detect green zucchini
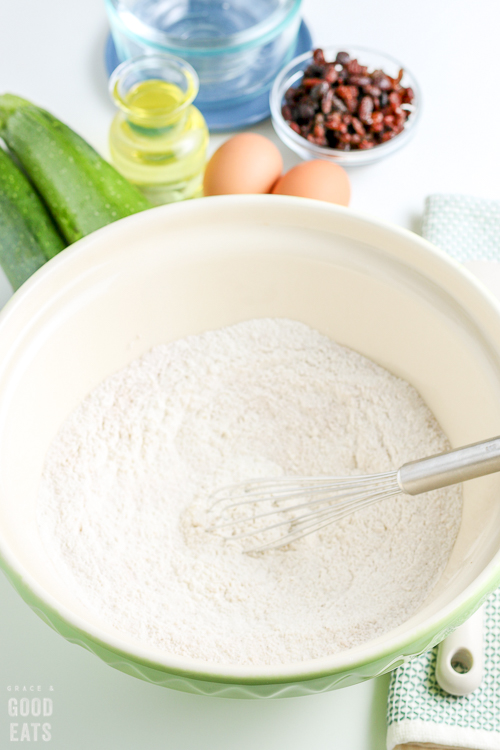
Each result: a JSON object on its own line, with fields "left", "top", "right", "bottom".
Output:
{"left": 0, "top": 146, "right": 66, "bottom": 260}
{"left": 0, "top": 192, "right": 47, "bottom": 289}
{"left": 0, "top": 94, "right": 152, "bottom": 244}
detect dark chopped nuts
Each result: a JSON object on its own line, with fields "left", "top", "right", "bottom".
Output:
{"left": 297, "top": 102, "right": 315, "bottom": 121}
{"left": 282, "top": 49, "right": 415, "bottom": 151}
{"left": 335, "top": 51, "right": 350, "bottom": 65}
{"left": 389, "top": 91, "right": 402, "bottom": 108}
{"left": 358, "top": 139, "right": 375, "bottom": 150}
{"left": 351, "top": 117, "right": 366, "bottom": 136}
{"left": 402, "top": 87, "right": 415, "bottom": 104}
{"left": 310, "top": 81, "right": 330, "bottom": 100}
{"left": 331, "top": 95, "right": 348, "bottom": 113}
{"left": 363, "top": 84, "right": 382, "bottom": 98}
{"left": 346, "top": 59, "right": 367, "bottom": 76}
{"left": 358, "top": 96, "right": 374, "bottom": 124}
{"left": 313, "top": 48, "right": 326, "bottom": 65}
{"left": 371, "top": 71, "right": 392, "bottom": 90}
{"left": 336, "top": 85, "right": 359, "bottom": 102}
{"left": 349, "top": 75, "right": 371, "bottom": 86}
{"left": 302, "top": 77, "right": 325, "bottom": 89}
{"left": 323, "top": 64, "right": 338, "bottom": 83}
{"left": 370, "top": 111, "right": 385, "bottom": 133}
{"left": 321, "top": 88, "right": 334, "bottom": 114}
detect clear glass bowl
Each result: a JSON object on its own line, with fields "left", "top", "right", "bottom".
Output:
{"left": 270, "top": 46, "right": 422, "bottom": 166}
{"left": 105, "top": 0, "right": 302, "bottom": 109}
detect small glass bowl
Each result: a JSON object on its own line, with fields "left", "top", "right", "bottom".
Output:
{"left": 105, "top": 0, "right": 302, "bottom": 110}
{"left": 270, "top": 46, "right": 422, "bottom": 166}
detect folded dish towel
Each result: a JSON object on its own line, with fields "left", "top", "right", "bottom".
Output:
{"left": 386, "top": 193, "right": 500, "bottom": 750}
{"left": 422, "top": 194, "right": 500, "bottom": 262}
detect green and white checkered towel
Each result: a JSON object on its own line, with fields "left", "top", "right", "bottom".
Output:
{"left": 422, "top": 194, "right": 500, "bottom": 262}
{"left": 386, "top": 194, "right": 500, "bottom": 750}
{"left": 387, "top": 591, "right": 500, "bottom": 750}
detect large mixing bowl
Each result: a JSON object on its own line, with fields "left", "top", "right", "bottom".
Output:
{"left": 1, "top": 195, "right": 500, "bottom": 698}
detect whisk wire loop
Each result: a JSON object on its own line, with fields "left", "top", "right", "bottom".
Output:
{"left": 208, "top": 471, "right": 402, "bottom": 551}
{"left": 250, "top": 487, "right": 403, "bottom": 552}
{"left": 206, "top": 436, "right": 500, "bottom": 553}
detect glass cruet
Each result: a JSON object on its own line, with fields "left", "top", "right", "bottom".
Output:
{"left": 109, "top": 53, "right": 209, "bottom": 205}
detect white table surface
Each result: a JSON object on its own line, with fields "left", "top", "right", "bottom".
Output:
{"left": 0, "top": 1, "right": 499, "bottom": 747}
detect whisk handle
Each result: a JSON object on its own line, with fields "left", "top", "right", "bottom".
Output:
{"left": 398, "top": 436, "right": 500, "bottom": 495}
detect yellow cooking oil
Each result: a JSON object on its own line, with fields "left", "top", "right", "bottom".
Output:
{"left": 125, "top": 78, "right": 186, "bottom": 115}
{"left": 109, "top": 74, "right": 209, "bottom": 205}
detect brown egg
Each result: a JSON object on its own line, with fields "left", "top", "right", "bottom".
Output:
{"left": 203, "top": 133, "right": 283, "bottom": 196}
{"left": 272, "top": 160, "right": 351, "bottom": 206}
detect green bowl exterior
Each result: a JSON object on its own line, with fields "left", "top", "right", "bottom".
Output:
{"left": 2, "top": 551, "right": 499, "bottom": 699}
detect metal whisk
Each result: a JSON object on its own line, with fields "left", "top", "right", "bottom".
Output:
{"left": 207, "top": 436, "right": 500, "bottom": 552}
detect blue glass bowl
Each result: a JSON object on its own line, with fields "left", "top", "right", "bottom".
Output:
{"left": 105, "top": 0, "right": 302, "bottom": 120}
{"left": 105, "top": 20, "right": 312, "bottom": 130}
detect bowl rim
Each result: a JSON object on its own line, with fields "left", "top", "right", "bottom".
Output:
{"left": 270, "top": 45, "right": 422, "bottom": 166}
{"left": 105, "top": 0, "right": 302, "bottom": 55}
{"left": 0, "top": 194, "right": 500, "bottom": 685}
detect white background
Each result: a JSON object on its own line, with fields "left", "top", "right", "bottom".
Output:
{"left": 0, "top": 0, "right": 498, "bottom": 747}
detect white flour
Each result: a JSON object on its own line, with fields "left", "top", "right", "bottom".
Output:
{"left": 37, "top": 319, "right": 462, "bottom": 665}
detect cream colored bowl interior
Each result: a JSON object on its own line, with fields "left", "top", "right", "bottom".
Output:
{"left": 1, "top": 195, "right": 500, "bottom": 675}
